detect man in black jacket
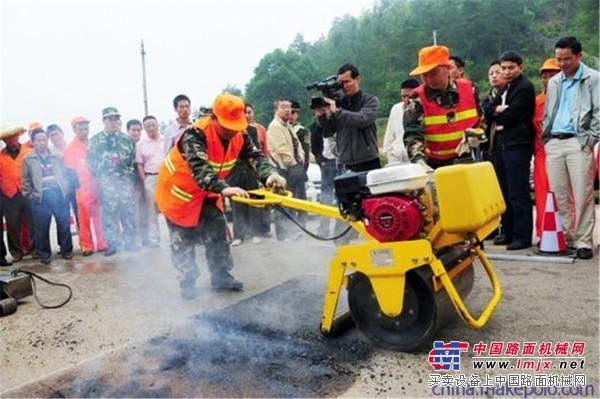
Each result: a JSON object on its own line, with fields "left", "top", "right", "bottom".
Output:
{"left": 316, "top": 63, "right": 380, "bottom": 173}
{"left": 484, "top": 51, "right": 535, "bottom": 250}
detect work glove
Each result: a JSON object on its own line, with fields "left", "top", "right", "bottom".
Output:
{"left": 467, "top": 136, "right": 481, "bottom": 148}
{"left": 266, "top": 174, "right": 286, "bottom": 191}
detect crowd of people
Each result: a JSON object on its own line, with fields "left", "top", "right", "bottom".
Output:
{"left": 381, "top": 36, "right": 597, "bottom": 260}
{"left": 0, "top": 34, "right": 596, "bottom": 299}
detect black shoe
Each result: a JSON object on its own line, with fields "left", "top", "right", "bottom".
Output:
{"left": 211, "top": 271, "right": 243, "bottom": 291}
{"left": 104, "top": 245, "right": 117, "bottom": 257}
{"left": 180, "top": 279, "right": 197, "bottom": 300}
{"left": 40, "top": 258, "right": 51, "bottom": 265}
{"left": 62, "top": 252, "right": 73, "bottom": 260}
{"left": 493, "top": 235, "right": 510, "bottom": 245}
{"left": 0, "top": 258, "right": 12, "bottom": 267}
{"left": 576, "top": 248, "right": 593, "bottom": 260}
{"left": 506, "top": 241, "right": 532, "bottom": 250}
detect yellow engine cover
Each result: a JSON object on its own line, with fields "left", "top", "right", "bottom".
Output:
{"left": 434, "top": 162, "right": 506, "bottom": 233}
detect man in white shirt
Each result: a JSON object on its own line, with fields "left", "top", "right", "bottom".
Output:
{"left": 164, "top": 94, "right": 191, "bottom": 154}
{"left": 382, "top": 78, "right": 420, "bottom": 164}
{"left": 136, "top": 115, "right": 165, "bottom": 247}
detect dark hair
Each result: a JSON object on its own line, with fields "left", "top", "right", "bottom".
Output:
{"left": 555, "top": 36, "right": 582, "bottom": 55}
{"left": 126, "top": 119, "right": 142, "bottom": 131}
{"left": 401, "top": 78, "right": 420, "bottom": 90}
{"left": 337, "top": 63, "right": 360, "bottom": 78}
{"left": 46, "top": 124, "right": 62, "bottom": 134}
{"left": 173, "top": 94, "right": 190, "bottom": 109}
{"left": 272, "top": 99, "right": 289, "bottom": 112}
{"left": 31, "top": 128, "right": 46, "bottom": 141}
{"left": 245, "top": 103, "right": 254, "bottom": 111}
{"left": 489, "top": 60, "right": 501, "bottom": 67}
{"left": 449, "top": 56, "right": 465, "bottom": 68}
{"left": 142, "top": 115, "right": 157, "bottom": 123}
{"left": 499, "top": 51, "right": 523, "bottom": 65}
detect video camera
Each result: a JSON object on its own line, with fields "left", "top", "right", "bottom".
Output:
{"left": 306, "top": 75, "right": 344, "bottom": 107}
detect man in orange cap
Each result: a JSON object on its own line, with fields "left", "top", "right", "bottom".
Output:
{"left": 532, "top": 58, "right": 561, "bottom": 240}
{"left": 404, "top": 45, "right": 481, "bottom": 169}
{"left": 155, "top": 93, "right": 286, "bottom": 299}
{"left": 63, "top": 116, "right": 108, "bottom": 256}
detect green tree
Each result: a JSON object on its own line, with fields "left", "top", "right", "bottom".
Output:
{"left": 222, "top": 84, "right": 243, "bottom": 97}
{"left": 245, "top": 49, "right": 318, "bottom": 126}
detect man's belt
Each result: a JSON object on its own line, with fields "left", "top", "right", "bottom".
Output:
{"left": 145, "top": 172, "right": 159, "bottom": 175}
{"left": 552, "top": 133, "right": 576, "bottom": 140}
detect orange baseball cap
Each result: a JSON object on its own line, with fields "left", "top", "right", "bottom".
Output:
{"left": 213, "top": 93, "right": 247, "bottom": 131}
{"left": 539, "top": 58, "right": 560, "bottom": 72}
{"left": 410, "top": 45, "right": 451, "bottom": 76}
{"left": 71, "top": 116, "right": 90, "bottom": 128}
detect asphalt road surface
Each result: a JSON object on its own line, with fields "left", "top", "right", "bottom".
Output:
{"left": 1, "top": 216, "right": 598, "bottom": 398}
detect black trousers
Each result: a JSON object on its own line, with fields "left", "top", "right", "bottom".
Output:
{"left": 0, "top": 206, "right": 7, "bottom": 260}
{"left": 1, "top": 192, "right": 33, "bottom": 258}
{"left": 493, "top": 136, "right": 533, "bottom": 244}
{"left": 31, "top": 188, "right": 73, "bottom": 261}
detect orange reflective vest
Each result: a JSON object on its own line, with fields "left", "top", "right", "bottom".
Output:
{"left": 415, "top": 79, "right": 480, "bottom": 161}
{"left": 0, "top": 145, "right": 31, "bottom": 198}
{"left": 155, "top": 119, "right": 244, "bottom": 227}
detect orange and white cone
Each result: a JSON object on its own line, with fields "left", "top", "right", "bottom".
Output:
{"left": 536, "top": 192, "right": 573, "bottom": 256}
{"left": 69, "top": 210, "right": 78, "bottom": 236}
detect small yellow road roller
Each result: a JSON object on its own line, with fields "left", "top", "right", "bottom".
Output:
{"left": 233, "top": 162, "right": 505, "bottom": 351}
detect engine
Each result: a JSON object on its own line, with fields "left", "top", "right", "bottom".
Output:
{"left": 362, "top": 195, "right": 423, "bottom": 242}
{"left": 333, "top": 164, "right": 430, "bottom": 243}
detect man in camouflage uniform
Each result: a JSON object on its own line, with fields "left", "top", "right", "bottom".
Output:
{"left": 87, "top": 107, "right": 137, "bottom": 256}
{"left": 155, "top": 93, "right": 286, "bottom": 299}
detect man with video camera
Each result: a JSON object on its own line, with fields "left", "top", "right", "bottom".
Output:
{"left": 314, "top": 63, "right": 381, "bottom": 173}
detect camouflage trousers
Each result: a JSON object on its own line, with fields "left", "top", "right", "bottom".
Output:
{"left": 99, "top": 177, "right": 136, "bottom": 247}
{"left": 166, "top": 200, "right": 234, "bottom": 283}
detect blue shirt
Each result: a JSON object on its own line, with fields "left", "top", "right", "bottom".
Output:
{"left": 551, "top": 64, "right": 583, "bottom": 135}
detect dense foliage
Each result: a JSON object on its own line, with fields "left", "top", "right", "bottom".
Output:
{"left": 241, "top": 0, "right": 598, "bottom": 126}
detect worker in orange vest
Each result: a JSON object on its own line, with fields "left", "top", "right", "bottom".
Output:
{"left": 404, "top": 45, "right": 481, "bottom": 169}
{"left": 155, "top": 93, "right": 286, "bottom": 299}
{"left": 63, "top": 116, "right": 108, "bottom": 256}
{"left": 532, "top": 59, "right": 561, "bottom": 240}
{"left": 0, "top": 125, "right": 33, "bottom": 262}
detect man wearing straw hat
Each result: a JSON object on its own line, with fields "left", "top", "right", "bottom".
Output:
{"left": 0, "top": 125, "right": 33, "bottom": 262}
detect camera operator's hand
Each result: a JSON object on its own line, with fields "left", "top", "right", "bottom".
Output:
{"left": 313, "top": 106, "right": 329, "bottom": 117}
{"left": 323, "top": 98, "right": 337, "bottom": 114}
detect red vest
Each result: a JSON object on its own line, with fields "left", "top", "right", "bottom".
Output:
{"left": 0, "top": 145, "right": 31, "bottom": 198}
{"left": 415, "top": 79, "right": 480, "bottom": 161}
{"left": 155, "top": 119, "right": 244, "bottom": 227}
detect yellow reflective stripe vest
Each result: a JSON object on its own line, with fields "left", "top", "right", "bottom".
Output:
{"left": 415, "top": 79, "right": 480, "bottom": 161}
{"left": 155, "top": 119, "right": 244, "bottom": 227}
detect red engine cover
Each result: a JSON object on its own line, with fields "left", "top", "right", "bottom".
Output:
{"left": 362, "top": 195, "right": 423, "bottom": 242}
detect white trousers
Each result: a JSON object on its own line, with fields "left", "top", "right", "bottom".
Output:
{"left": 545, "top": 138, "right": 596, "bottom": 249}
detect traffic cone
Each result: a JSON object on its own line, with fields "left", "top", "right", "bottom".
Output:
{"left": 535, "top": 192, "right": 574, "bottom": 256}
{"left": 69, "top": 210, "right": 78, "bottom": 236}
